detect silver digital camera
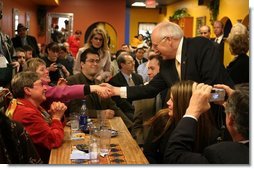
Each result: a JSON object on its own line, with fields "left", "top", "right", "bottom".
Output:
{"left": 210, "top": 88, "right": 225, "bottom": 102}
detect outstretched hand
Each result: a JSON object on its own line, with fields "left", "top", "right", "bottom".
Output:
{"left": 100, "top": 83, "right": 121, "bottom": 96}
{"left": 90, "top": 85, "right": 113, "bottom": 98}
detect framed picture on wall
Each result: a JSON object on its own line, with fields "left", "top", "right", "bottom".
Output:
{"left": 196, "top": 16, "right": 206, "bottom": 36}
{"left": 138, "top": 22, "right": 156, "bottom": 37}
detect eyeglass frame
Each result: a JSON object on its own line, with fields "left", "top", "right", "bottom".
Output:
{"left": 152, "top": 36, "right": 168, "bottom": 49}
{"left": 85, "top": 58, "right": 100, "bottom": 64}
{"left": 93, "top": 37, "right": 103, "bottom": 42}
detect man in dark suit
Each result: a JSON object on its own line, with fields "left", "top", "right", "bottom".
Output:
{"left": 104, "top": 21, "right": 234, "bottom": 132}
{"left": 66, "top": 48, "right": 133, "bottom": 129}
{"left": 164, "top": 83, "right": 249, "bottom": 164}
{"left": 109, "top": 53, "right": 143, "bottom": 121}
{"left": 11, "top": 23, "right": 39, "bottom": 57}
{"left": 133, "top": 47, "right": 147, "bottom": 72}
{"left": 212, "top": 20, "right": 226, "bottom": 64}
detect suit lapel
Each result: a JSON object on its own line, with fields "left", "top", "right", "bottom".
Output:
{"left": 181, "top": 38, "right": 188, "bottom": 80}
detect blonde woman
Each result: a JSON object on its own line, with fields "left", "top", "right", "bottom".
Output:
{"left": 73, "top": 27, "right": 111, "bottom": 82}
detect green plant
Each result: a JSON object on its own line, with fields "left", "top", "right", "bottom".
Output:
{"left": 170, "top": 8, "right": 190, "bottom": 20}
{"left": 205, "top": 0, "right": 220, "bottom": 24}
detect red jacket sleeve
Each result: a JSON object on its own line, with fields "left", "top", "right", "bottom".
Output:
{"left": 13, "top": 105, "right": 64, "bottom": 150}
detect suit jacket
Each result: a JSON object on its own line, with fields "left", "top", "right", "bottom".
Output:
{"left": 134, "top": 57, "right": 148, "bottom": 72}
{"left": 127, "top": 37, "right": 234, "bottom": 100}
{"left": 66, "top": 73, "right": 133, "bottom": 128}
{"left": 164, "top": 117, "right": 249, "bottom": 164}
{"left": 212, "top": 37, "right": 225, "bottom": 64}
{"left": 226, "top": 54, "right": 249, "bottom": 84}
{"left": 131, "top": 98, "right": 156, "bottom": 146}
{"left": 109, "top": 71, "right": 143, "bottom": 121}
{"left": 11, "top": 35, "right": 39, "bottom": 57}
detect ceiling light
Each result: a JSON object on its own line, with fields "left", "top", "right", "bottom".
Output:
{"left": 145, "top": 0, "right": 158, "bottom": 8}
{"left": 132, "top": 2, "right": 146, "bottom": 7}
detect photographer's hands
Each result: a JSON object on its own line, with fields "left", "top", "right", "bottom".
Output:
{"left": 185, "top": 83, "right": 212, "bottom": 120}
{"left": 213, "top": 84, "right": 234, "bottom": 107}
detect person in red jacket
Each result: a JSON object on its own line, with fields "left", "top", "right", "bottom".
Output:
{"left": 6, "top": 71, "right": 67, "bottom": 163}
{"left": 67, "top": 30, "right": 82, "bottom": 58}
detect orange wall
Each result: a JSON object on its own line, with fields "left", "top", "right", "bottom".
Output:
{"left": 47, "top": 0, "right": 126, "bottom": 49}
{"left": 1, "top": 0, "right": 39, "bottom": 41}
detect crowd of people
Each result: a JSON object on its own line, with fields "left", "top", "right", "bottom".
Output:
{"left": 0, "top": 1, "right": 249, "bottom": 163}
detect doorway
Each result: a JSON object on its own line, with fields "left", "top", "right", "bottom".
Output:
{"left": 46, "top": 12, "right": 74, "bottom": 44}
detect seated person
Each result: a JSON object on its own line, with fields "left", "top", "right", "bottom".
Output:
{"left": 109, "top": 53, "right": 143, "bottom": 121}
{"left": 132, "top": 54, "right": 165, "bottom": 146}
{"left": 67, "top": 48, "right": 133, "bottom": 129}
{"left": 143, "top": 80, "right": 219, "bottom": 164}
{"left": 25, "top": 58, "right": 111, "bottom": 110}
{"left": 0, "top": 112, "right": 42, "bottom": 164}
{"left": 6, "top": 71, "right": 67, "bottom": 163}
{"left": 164, "top": 83, "right": 249, "bottom": 164}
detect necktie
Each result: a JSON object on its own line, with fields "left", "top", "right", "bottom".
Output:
{"left": 215, "top": 38, "right": 219, "bottom": 43}
{"left": 128, "top": 76, "right": 135, "bottom": 86}
{"left": 175, "top": 59, "right": 181, "bottom": 80}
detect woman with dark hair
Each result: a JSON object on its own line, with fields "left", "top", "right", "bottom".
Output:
{"left": 0, "top": 113, "right": 42, "bottom": 164}
{"left": 143, "top": 80, "right": 219, "bottom": 164}
{"left": 73, "top": 27, "right": 111, "bottom": 82}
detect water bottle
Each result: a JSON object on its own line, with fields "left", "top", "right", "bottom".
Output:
{"left": 79, "top": 100, "right": 88, "bottom": 133}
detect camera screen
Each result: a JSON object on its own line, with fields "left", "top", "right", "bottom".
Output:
{"left": 210, "top": 88, "right": 225, "bottom": 102}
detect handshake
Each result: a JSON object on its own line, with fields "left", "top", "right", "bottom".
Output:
{"left": 90, "top": 83, "right": 120, "bottom": 98}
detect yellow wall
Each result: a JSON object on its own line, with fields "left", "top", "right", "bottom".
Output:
{"left": 164, "top": 0, "right": 210, "bottom": 37}
{"left": 218, "top": 0, "right": 249, "bottom": 66}
{"left": 163, "top": 0, "right": 249, "bottom": 66}
{"left": 129, "top": 0, "right": 248, "bottom": 66}
{"left": 129, "top": 8, "right": 161, "bottom": 41}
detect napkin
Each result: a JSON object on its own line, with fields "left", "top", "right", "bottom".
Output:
{"left": 70, "top": 150, "right": 90, "bottom": 160}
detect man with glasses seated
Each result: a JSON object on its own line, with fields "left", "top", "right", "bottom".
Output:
{"left": 108, "top": 53, "right": 143, "bottom": 122}
{"left": 67, "top": 48, "right": 133, "bottom": 129}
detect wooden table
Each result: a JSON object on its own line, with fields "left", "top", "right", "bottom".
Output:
{"left": 49, "top": 117, "right": 149, "bottom": 164}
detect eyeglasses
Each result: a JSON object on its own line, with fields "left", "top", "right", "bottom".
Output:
{"left": 152, "top": 36, "right": 168, "bottom": 49}
{"left": 16, "top": 55, "right": 25, "bottom": 59}
{"left": 86, "top": 59, "right": 100, "bottom": 64}
{"left": 200, "top": 32, "right": 208, "bottom": 35}
{"left": 93, "top": 37, "right": 103, "bottom": 42}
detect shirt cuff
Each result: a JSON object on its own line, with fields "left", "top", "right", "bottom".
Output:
{"left": 183, "top": 114, "right": 198, "bottom": 122}
{"left": 120, "top": 87, "right": 127, "bottom": 98}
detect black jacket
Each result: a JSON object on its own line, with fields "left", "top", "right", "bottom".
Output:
{"left": 164, "top": 117, "right": 249, "bottom": 164}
